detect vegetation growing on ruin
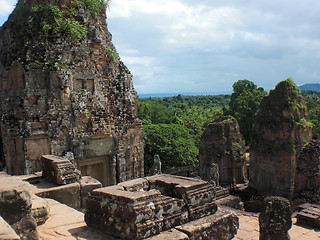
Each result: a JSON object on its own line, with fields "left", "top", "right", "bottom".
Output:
{"left": 32, "top": 4, "right": 87, "bottom": 45}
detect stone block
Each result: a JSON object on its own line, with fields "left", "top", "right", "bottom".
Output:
{"left": 31, "top": 194, "right": 49, "bottom": 225}
{"left": 85, "top": 175, "right": 221, "bottom": 239}
{"left": 145, "top": 228, "right": 189, "bottom": 240}
{"left": 85, "top": 184, "right": 165, "bottom": 239}
{"left": 297, "top": 203, "right": 320, "bottom": 228}
{"left": 79, "top": 176, "right": 102, "bottom": 208}
{"left": 175, "top": 208, "right": 239, "bottom": 240}
{"left": 259, "top": 197, "right": 292, "bottom": 240}
{"left": 41, "top": 155, "right": 80, "bottom": 185}
{"left": 31, "top": 179, "right": 81, "bottom": 210}
{"left": 147, "top": 174, "right": 217, "bottom": 220}
{"left": 0, "top": 216, "right": 20, "bottom": 240}
{"left": 0, "top": 172, "right": 39, "bottom": 240}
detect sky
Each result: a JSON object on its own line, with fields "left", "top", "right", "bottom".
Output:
{"left": 1, "top": 0, "right": 320, "bottom": 94}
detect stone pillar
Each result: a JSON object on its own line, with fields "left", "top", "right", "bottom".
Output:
{"left": 259, "top": 197, "right": 292, "bottom": 240}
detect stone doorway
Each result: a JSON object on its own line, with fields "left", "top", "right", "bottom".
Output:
{"left": 259, "top": 169, "right": 275, "bottom": 194}
{"left": 78, "top": 156, "right": 112, "bottom": 186}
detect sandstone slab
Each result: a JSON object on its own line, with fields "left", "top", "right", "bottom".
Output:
{"left": 175, "top": 208, "right": 239, "bottom": 240}
{"left": 30, "top": 178, "right": 81, "bottom": 210}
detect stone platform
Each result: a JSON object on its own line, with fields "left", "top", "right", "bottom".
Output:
{"left": 85, "top": 174, "right": 238, "bottom": 239}
{"left": 297, "top": 203, "right": 320, "bottom": 229}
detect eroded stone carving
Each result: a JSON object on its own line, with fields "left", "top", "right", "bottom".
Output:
{"left": 85, "top": 174, "right": 228, "bottom": 239}
{"left": 259, "top": 196, "right": 292, "bottom": 240}
{"left": 150, "top": 154, "right": 162, "bottom": 175}
{"left": 199, "top": 116, "right": 248, "bottom": 188}
{"left": 0, "top": 172, "right": 39, "bottom": 240}
{"left": 41, "top": 155, "right": 80, "bottom": 185}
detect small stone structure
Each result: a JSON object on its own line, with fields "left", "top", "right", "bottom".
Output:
{"left": 0, "top": 0, "right": 144, "bottom": 186}
{"left": 41, "top": 155, "right": 80, "bottom": 185}
{"left": 296, "top": 203, "right": 320, "bottom": 229}
{"left": 250, "top": 79, "right": 312, "bottom": 198}
{"left": 199, "top": 116, "right": 248, "bottom": 188}
{"left": 259, "top": 196, "right": 292, "bottom": 240}
{"left": 85, "top": 174, "right": 239, "bottom": 239}
{"left": 294, "top": 140, "right": 320, "bottom": 203}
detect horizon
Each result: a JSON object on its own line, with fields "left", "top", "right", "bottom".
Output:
{"left": 1, "top": 0, "right": 320, "bottom": 94}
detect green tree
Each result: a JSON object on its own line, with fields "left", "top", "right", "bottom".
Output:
{"left": 226, "top": 80, "right": 266, "bottom": 145}
{"left": 143, "top": 124, "right": 198, "bottom": 173}
{"left": 303, "top": 91, "right": 320, "bottom": 139}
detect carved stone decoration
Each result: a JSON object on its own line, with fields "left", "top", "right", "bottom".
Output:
{"left": 41, "top": 155, "right": 80, "bottom": 185}
{"left": 85, "top": 175, "right": 222, "bottom": 240}
{"left": 150, "top": 154, "right": 162, "bottom": 175}
{"left": 259, "top": 196, "right": 292, "bottom": 240}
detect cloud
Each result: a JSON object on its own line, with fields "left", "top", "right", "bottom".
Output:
{"left": 1, "top": 0, "right": 320, "bottom": 93}
{"left": 0, "top": 0, "right": 16, "bottom": 16}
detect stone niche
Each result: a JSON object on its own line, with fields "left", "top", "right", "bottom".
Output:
{"left": 250, "top": 79, "right": 312, "bottom": 198}
{"left": 199, "top": 116, "right": 248, "bottom": 188}
{"left": 0, "top": 0, "right": 144, "bottom": 183}
{"left": 85, "top": 174, "right": 239, "bottom": 240}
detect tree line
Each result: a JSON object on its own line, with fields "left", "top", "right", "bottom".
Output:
{"left": 139, "top": 80, "right": 320, "bottom": 173}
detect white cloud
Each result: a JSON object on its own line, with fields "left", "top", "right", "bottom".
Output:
{"left": 122, "top": 56, "right": 155, "bottom": 67}
{"left": 0, "top": 0, "right": 16, "bottom": 16}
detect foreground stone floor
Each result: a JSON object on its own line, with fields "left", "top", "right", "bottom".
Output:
{"left": 37, "top": 199, "right": 320, "bottom": 239}
{"left": 231, "top": 207, "right": 320, "bottom": 240}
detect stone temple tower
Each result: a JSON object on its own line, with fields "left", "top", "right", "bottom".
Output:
{"left": 0, "top": 0, "right": 144, "bottom": 185}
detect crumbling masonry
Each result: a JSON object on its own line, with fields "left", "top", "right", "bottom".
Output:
{"left": 0, "top": 0, "right": 144, "bottom": 185}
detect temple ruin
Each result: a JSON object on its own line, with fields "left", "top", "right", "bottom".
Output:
{"left": 250, "top": 78, "right": 312, "bottom": 198}
{"left": 199, "top": 116, "right": 248, "bottom": 188}
{"left": 0, "top": 0, "right": 144, "bottom": 186}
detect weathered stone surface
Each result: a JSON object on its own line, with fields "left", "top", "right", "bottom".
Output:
{"left": 85, "top": 175, "right": 218, "bottom": 239}
{"left": 31, "top": 179, "right": 81, "bottom": 210}
{"left": 150, "top": 154, "right": 162, "bottom": 175}
{"left": 216, "top": 195, "right": 242, "bottom": 210}
{"left": 145, "top": 228, "right": 189, "bottom": 240}
{"left": 250, "top": 79, "right": 312, "bottom": 198}
{"left": 259, "top": 196, "right": 292, "bottom": 240}
{"left": 41, "top": 155, "right": 80, "bottom": 185}
{"left": 175, "top": 208, "right": 239, "bottom": 240}
{"left": 0, "top": 0, "right": 143, "bottom": 185}
{"left": 296, "top": 203, "right": 320, "bottom": 229}
{"left": 294, "top": 140, "right": 320, "bottom": 203}
{"left": 79, "top": 176, "right": 102, "bottom": 208}
{"left": 31, "top": 194, "right": 49, "bottom": 226}
{"left": 147, "top": 174, "right": 217, "bottom": 221}
{"left": 199, "top": 116, "right": 248, "bottom": 188}
{"left": 0, "top": 172, "right": 39, "bottom": 239}
{"left": 0, "top": 216, "right": 20, "bottom": 240}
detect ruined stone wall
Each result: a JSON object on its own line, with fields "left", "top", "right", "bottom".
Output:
{"left": 250, "top": 79, "right": 312, "bottom": 198}
{"left": 199, "top": 116, "right": 247, "bottom": 187}
{"left": 294, "top": 140, "right": 320, "bottom": 203}
{"left": 0, "top": 0, "right": 143, "bottom": 183}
